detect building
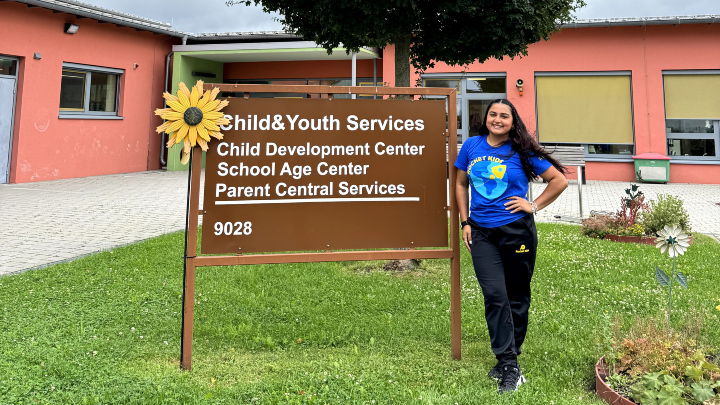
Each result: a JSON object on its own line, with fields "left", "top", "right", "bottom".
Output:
{"left": 0, "top": 0, "right": 188, "bottom": 184}
{"left": 1, "top": 0, "right": 718, "bottom": 184}
{"left": 163, "top": 34, "right": 382, "bottom": 171}
{"left": 390, "top": 16, "right": 720, "bottom": 184}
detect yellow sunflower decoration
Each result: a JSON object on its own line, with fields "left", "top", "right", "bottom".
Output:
{"left": 154, "top": 80, "right": 230, "bottom": 165}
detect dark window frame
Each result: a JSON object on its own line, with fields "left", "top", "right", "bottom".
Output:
{"left": 666, "top": 119, "right": 720, "bottom": 161}
{"left": 59, "top": 63, "right": 122, "bottom": 118}
{"left": 420, "top": 73, "right": 507, "bottom": 143}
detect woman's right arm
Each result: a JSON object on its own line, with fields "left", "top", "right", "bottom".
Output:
{"left": 455, "top": 168, "right": 472, "bottom": 251}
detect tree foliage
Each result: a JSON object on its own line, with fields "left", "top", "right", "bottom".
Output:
{"left": 227, "top": 0, "right": 585, "bottom": 87}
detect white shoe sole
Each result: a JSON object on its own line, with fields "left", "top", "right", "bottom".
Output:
{"left": 500, "top": 374, "right": 526, "bottom": 393}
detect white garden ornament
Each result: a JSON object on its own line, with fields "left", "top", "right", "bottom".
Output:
{"left": 654, "top": 224, "right": 691, "bottom": 258}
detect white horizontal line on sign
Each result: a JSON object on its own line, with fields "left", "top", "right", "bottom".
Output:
{"left": 215, "top": 197, "right": 420, "bottom": 205}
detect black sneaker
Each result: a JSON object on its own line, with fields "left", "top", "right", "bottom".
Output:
{"left": 498, "top": 366, "right": 526, "bottom": 394}
{"left": 487, "top": 362, "right": 502, "bottom": 381}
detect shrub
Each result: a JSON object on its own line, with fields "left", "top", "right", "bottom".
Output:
{"left": 582, "top": 213, "right": 615, "bottom": 239}
{"left": 641, "top": 194, "right": 691, "bottom": 237}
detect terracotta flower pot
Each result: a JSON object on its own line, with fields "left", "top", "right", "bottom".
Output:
{"left": 603, "top": 234, "right": 693, "bottom": 246}
{"left": 595, "top": 357, "right": 636, "bottom": 405}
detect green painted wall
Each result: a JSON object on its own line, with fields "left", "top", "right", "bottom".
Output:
{"left": 167, "top": 54, "right": 224, "bottom": 172}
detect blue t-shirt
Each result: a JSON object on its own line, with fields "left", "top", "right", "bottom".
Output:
{"left": 454, "top": 136, "right": 552, "bottom": 228}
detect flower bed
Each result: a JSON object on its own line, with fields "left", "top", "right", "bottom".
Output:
{"left": 604, "top": 234, "right": 693, "bottom": 246}
{"left": 582, "top": 185, "right": 692, "bottom": 244}
{"left": 594, "top": 225, "right": 720, "bottom": 405}
{"left": 596, "top": 330, "right": 720, "bottom": 405}
{"left": 596, "top": 358, "right": 636, "bottom": 405}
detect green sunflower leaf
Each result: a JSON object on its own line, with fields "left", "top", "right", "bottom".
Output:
{"left": 675, "top": 271, "right": 688, "bottom": 289}
{"left": 656, "top": 266, "right": 670, "bottom": 286}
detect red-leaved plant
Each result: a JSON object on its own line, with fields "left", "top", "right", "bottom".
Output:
{"left": 614, "top": 184, "right": 649, "bottom": 231}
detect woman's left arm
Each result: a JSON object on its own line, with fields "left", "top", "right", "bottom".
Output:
{"left": 505, "top": 166, "right": 568, "bottom": 214}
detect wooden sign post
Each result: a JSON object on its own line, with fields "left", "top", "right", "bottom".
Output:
{"left": 180, "top": 84, "right": 460, "bottom": 370}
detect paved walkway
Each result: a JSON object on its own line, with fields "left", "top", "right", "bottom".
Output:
{"left": 1, "top": 171, "right": 719, "bottom": 276}
{"left": 0, "top": 171, "right": 204, "bottom": 276}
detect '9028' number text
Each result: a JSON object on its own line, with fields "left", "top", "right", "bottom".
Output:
{"left": 214, "top": 221, "right": 252, "bottom": 236}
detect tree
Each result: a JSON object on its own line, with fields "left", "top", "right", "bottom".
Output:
{"left": 227, "top": 0, "right": 585, "bottom": 88}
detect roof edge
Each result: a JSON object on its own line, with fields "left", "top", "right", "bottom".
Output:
{"left": 564, "top": 14, "right": 720, "bottom": 28}
{"left": 173, "top": 41, "right": 380, "bottom": 57}
{"left": 11, "top": 0, "right": 189, "bottom": 37}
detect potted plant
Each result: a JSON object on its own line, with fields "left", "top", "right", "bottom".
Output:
{"left": 595, "top": 226, "right": 719, "bottom": 405}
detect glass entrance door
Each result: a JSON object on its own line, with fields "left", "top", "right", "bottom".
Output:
{"left": 463, "top": 77, "right": 506, "bottom": 141}
{"left": 421, "top": 74, "right": 507, "bottom": 142}
{"left": 467, "top": 100, "right": 494, "bottom": 137}
{"left": 0, "top": 57, "right": 18, "bottom": 184}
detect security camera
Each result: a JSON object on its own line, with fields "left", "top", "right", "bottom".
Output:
{"left": 516, "top": 79, "right": 524, "bottom": 87}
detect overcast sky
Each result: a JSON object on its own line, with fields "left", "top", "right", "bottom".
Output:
{"left": 79, "top": 0, "right": 720, "bottom": 34}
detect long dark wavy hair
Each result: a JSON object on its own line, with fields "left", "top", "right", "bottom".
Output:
{"left": 478, "top": 99, "right": 568, "bottom": 179}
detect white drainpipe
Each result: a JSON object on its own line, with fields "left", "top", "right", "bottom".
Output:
{"left": 351, "top": 51, "right": 357, "bottom": 99}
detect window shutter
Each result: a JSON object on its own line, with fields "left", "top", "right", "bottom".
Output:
{"left": 536, "top": 75, "right": 634, "bottom": 144}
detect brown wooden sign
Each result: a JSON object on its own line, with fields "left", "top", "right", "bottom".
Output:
{"left": 180, "top": 84, "right": 460, "bottom": 371}
{"left": 201, "top": 98, "right": 448, "bottom": 254}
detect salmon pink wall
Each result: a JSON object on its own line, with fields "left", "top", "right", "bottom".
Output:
{"left": 1, "top": 2, "right": 177, "bottom": 183}
{"left": 225, "top": 59, "right": 382, "bottom": 80}
{"left": 384, "top": 23, "right": 720, "bottom": 184}
{"left": 560, "top": 163, "right": 636, "bottom": 183}
{"left": 585, "top": 162, "right": 636, "bottom": 182}
{"left": 670, "top": 164, "right": 720, "bottom": 184}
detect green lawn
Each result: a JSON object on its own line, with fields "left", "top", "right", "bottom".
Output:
{"left": 1, "top": 224, "right": 718, "bottom": 404}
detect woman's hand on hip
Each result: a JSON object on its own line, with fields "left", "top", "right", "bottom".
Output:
{"left": 504, "top": 196, "right": 532, "bottom": 214}
{"left": 462, "top": 225, "right": 472, "bottom": 252}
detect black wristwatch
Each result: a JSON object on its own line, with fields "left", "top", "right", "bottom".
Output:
{"left": 461, "top": 220, "right": 469, "bottom": 229}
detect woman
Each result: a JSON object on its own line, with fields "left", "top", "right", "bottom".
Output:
{"left": 454, "top": 99, "right": 568, "bottom": 394}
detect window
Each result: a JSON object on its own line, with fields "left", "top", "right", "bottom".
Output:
{"left": 466, "top": 78, "right": 505, "bottom": 93}
{"left": 421, "top": 74, "right": 506, "bottom": 143}
{"left": 0, "top": 58, "right": 17, "bottom": 77}
{"left": 59, "top": 63, "right": 122, "bottom": 117}
{"left": 535, "top": 72, "right": 634, "bottom": 158}
{"left": 665, "top": 119, "right": 719, "bottom": 159}
{"left": 663, "top": 72, "right": 720, "bottom": 161}
{"left": 60, "top": 71, "right": 86, "bottom": 110}
{"left": 423, "top": 78, "right": 460, "bottom": 91}
{"left": 587, "top": 144, "right": 633, "bottom": 156}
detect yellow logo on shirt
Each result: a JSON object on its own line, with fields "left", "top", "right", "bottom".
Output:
{"left": 516, "top": 244, "right": 530, "bottom": 253}
{"left": 489, "top": 165, "right": 507, "bottom": 180}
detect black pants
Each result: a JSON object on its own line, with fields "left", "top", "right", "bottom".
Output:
{"left": 469, "top": 214, "right": 537, "bottom": 368}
